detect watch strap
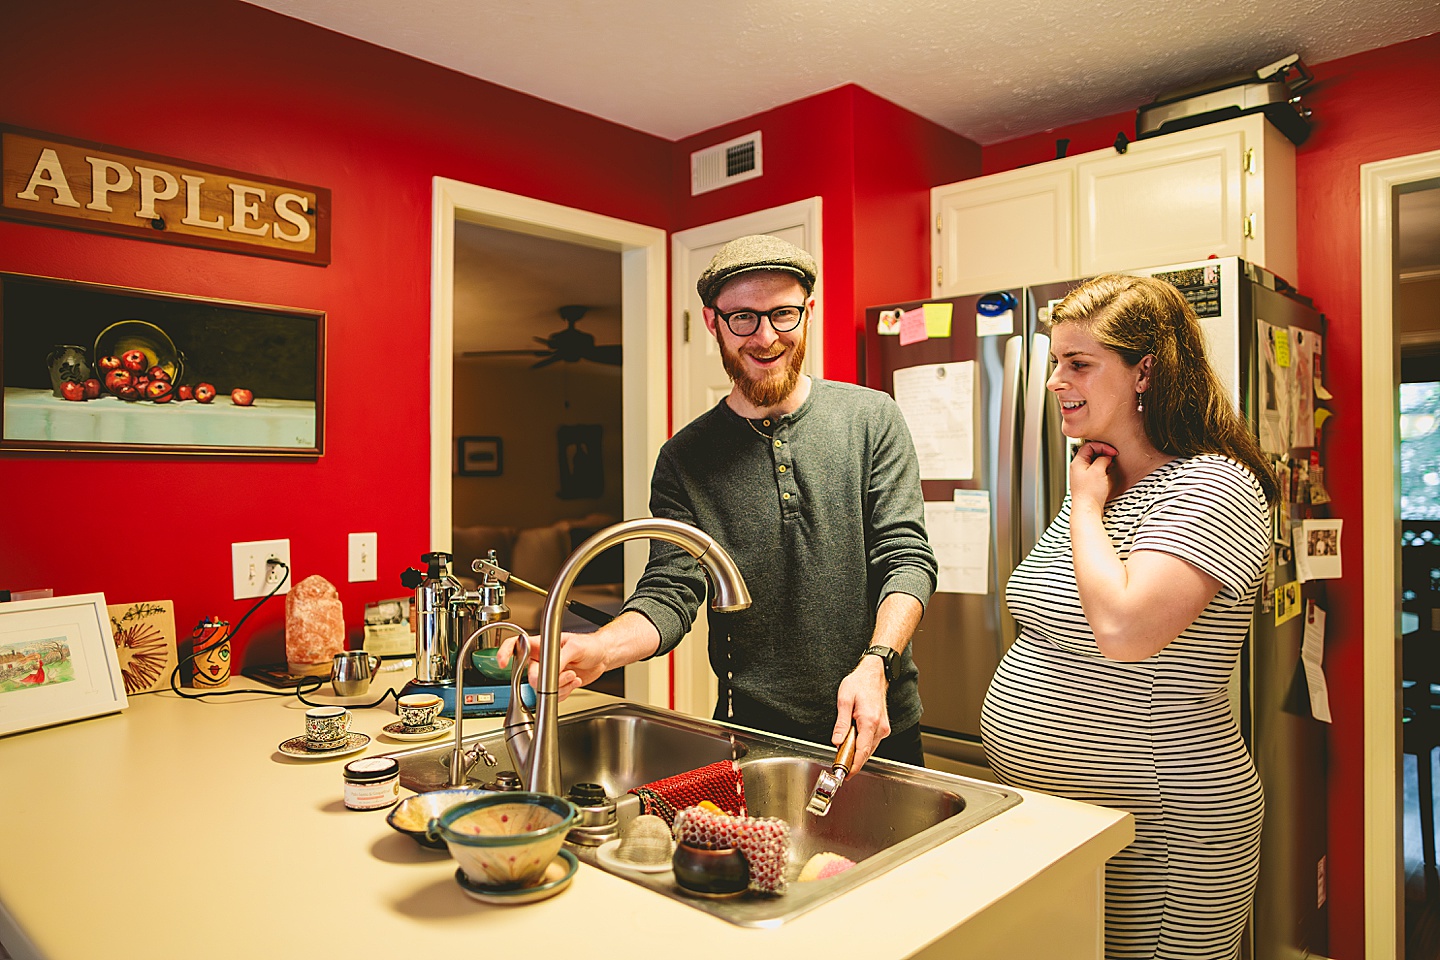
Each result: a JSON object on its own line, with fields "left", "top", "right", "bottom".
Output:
{"left": 860, "top": 644, "right": 899, "bottom": 683}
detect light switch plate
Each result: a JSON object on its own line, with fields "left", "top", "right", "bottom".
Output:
{"left": 349, "top": 532, "right": 377, "bottom": 582}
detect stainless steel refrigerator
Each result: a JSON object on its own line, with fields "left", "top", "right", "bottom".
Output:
{"left": 862, "top": 256, "right": 1328, "bottom": 959}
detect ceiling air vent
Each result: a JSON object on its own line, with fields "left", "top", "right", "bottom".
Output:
{"left": 691, "top": 131, "right": 763, "bottom": 196}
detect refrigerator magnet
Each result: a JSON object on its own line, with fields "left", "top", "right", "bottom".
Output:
{"left": 975, "top": 292, "right": 1016, "bottom": 337}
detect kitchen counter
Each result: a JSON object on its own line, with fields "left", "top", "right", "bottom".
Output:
{"left": 0, "top": 669, "right": 1131, "bottom": 960}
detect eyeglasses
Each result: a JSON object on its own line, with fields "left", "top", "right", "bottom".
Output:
{"left": 713, "top": 304, "right": 808, "bottom": 338}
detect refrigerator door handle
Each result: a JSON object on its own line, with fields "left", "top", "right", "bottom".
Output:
{"left": 1019, "top": 332, "right": 1052, "bottom": 556}
{"left": 996, "top": 334, "right": 1023, "bottom": 650}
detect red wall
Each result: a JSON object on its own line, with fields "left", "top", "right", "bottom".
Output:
{"left": 671, "top": 86, "right": 979, "bottom": 383}
{"left": 1295, "top": 34, "right": 1440, "bottom": 958}
{"left": 979, "top": 32, "right": 1440, "bottom": 957}
{"left": 0, "top": 0, "right": 672, "bottom": 668}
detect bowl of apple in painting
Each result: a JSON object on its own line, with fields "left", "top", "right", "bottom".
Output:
{"left": 93, "top": 320, "right": 184, "bottom": 384}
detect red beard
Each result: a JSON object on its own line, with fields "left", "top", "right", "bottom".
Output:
{"left": 718, "top": 323, "right": 808, "bottom": 409}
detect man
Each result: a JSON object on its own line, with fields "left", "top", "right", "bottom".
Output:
{"left": 502, "top": 235, "right": 936, "bottom": 770}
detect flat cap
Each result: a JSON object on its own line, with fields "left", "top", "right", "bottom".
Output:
{"left": 696, "top": 234, "right": 817, "bottom": 306}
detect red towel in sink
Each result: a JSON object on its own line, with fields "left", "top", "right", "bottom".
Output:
{"left": 629, "top": 761, "right": 745, "bottom": 824}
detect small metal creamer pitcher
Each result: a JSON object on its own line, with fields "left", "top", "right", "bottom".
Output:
{"left": 331, "top": 650, "right": 381, "bottom": 696}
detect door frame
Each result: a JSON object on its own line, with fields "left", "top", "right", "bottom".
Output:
{"left": 1360, "top": 148, "right": 1440, "bottom": 955}
{"left": 429, "top": 177, "right": 670, "bottom": 706}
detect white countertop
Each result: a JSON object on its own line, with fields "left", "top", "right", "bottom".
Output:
{"left": 0, "top": 671, "right": 1131, "bottom": 960}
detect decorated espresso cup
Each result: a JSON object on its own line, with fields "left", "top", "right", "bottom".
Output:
{"left": 304, "top": 705, "right": 351, "bottom": 749}
{"left": 397, "top": 693, "right": 443, "bottom": 730}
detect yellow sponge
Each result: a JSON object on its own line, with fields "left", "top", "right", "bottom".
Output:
{"left": 798, "top": 851, "right": 857, "bottom": 881}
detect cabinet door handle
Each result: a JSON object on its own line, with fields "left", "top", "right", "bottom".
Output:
{"left": 1244, "top": 213, "right": 1257, "bottom": 239}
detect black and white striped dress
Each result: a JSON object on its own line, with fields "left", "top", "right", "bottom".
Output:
{"left": 981, "top": 456, "right": 1270, "bottom": 960}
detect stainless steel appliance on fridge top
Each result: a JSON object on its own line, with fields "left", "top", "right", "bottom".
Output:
{"left": 862, "top": 255, "right": 1328, "bottom": 960}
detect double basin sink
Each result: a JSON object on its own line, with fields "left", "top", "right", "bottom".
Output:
{"left": 380, "top": 701, "right": 1020, "bottom": 927}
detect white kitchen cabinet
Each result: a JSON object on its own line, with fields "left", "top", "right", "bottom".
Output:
{"left": 930, "top": 114, "right": 1297, "bottom": 295}
{"left": 1077, "top": 114, "right": 1296, "bottom": 282}
{"left": 931, "top": 165, "right": 1075, "bottom": 296}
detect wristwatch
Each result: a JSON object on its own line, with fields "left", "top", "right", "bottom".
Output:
{"left": 860, "top": 645, "right": 899, "bottom": 684}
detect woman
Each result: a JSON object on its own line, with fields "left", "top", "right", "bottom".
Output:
{"left": 981, "top": 274, "right": 1277, "bottom": 959}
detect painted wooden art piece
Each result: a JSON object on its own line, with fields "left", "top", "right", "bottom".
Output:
{"left": 106, "top": 599, "right": 178, "bottom": 696}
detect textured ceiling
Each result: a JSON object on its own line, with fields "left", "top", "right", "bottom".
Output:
{"left": 243, "top": 0, "right": 1440, "bottom": 352}
{"left": 242, "top": 0, "right": 1440, "bottom": 144}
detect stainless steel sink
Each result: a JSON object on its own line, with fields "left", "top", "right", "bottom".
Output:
{"left": 380, "top": 701, "right": 1020, "bottom": 926}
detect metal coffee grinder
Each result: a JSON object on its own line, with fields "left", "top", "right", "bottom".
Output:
{"left": 398, "top": 551, "right": 533, "bottom": 719}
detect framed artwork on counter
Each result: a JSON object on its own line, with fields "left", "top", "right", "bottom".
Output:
{"left": 0, "top": 272, "right": 325, "bottom": 457}
{"left": 0, "top": 593, "right": 129, "bottom": 738}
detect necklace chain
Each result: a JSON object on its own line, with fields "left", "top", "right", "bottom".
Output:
{"left": 743, "top": 416, "right": 775, "bottom": 440}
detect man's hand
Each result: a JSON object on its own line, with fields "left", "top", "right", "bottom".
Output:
{"left": 496, "top": 630, "right": 607, "bottom": 699}
{"left": 493, "top": 611, "right": 661, "bottom": 699}
{"left": 834, "top": 654, "right": 891, "bottom": 771}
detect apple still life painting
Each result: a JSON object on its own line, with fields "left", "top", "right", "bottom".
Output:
{"left": 0, "top": 593, "right": 129, "bottom": 737}
{"left": 0, "top": 272, "right": 325, "bottom": 457}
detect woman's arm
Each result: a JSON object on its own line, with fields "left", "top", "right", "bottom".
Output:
{"left": 1068, "top": 442, "right": 1224, "bottom": 661}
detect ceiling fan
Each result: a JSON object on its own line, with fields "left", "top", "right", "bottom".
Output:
{"left": 463, "top": 304, "right": 622, "bottom": 368}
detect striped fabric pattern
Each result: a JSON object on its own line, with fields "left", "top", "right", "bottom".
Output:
{"left": 981, "top": 456, "right": 1270, "bottom": 959}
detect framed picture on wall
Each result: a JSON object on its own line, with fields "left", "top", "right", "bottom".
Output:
{"left": 458, "top": 435, "right": 503, "bottom": 476}
{"left": 0, "top": 593, "right": 129, "bottom": 737}
{"left": 0, "top": 272, "right": 325, "bottom": 456}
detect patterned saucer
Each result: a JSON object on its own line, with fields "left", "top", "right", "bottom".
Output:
{"left": 381, "top": 717, "right": 455, "bottom": 742}
{"left": 456, "top": 849, "right": 578, "bottom": 905}
{"left": 277, "top": 731, "right": 371, "bottom": 760}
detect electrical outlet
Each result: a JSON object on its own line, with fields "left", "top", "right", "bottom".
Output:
{"left": 348, "top": 532, "right": 377, "bottom": 582}
{"left": 232, "top": 539, "right": 292, "bottom": 600}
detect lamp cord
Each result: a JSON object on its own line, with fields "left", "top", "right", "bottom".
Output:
{"left": 166, "top": 560, "right": 399, "bottom": 710}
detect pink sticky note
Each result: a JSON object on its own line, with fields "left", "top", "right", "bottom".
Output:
{"left": 898, "top": 306, "right": 928, "bottom": 346}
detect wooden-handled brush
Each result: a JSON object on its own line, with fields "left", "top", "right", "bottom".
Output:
{"left": 805, "top": 725, "right": 858, "bottom": 817}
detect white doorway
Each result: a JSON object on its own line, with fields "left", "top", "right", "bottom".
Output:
{"left": 1360, "top": 149, "right": 1440, "bottom": 957}
{"left": 429, "top": 177, "right": 669, "bottom": 707}
{"left": 665, "top": 198, "right": 823, "bottom": 718}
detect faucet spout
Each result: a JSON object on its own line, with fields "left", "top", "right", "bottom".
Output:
{"left": 520, "top": 517, "right": 751, "bottom": 796}
{"left": 451, "top": 621, "right": 525, "bottom": 787}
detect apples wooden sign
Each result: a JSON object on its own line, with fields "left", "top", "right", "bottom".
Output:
{"left": 0, "top": 125, "right": 330, "bottom": 265}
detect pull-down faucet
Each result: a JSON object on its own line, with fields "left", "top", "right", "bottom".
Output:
{"left": 504, "top": 517, "right": 752, "bottom": 796}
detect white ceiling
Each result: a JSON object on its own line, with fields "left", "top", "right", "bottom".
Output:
{"left": 244, "top": 0, "right": 1440, "bottom": 145}
{"left": 242, "top": 0, "right": 1440, "bottom": 350}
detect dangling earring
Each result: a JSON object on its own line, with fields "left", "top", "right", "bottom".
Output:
{"left": 1136, "top": 392, "right": 1145, "bottom": 413}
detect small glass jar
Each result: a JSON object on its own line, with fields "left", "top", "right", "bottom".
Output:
{"left": 343, "top": 756, "right": 400, "bottom": 810}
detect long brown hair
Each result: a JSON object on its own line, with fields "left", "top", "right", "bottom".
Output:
{"left": 1050, "top": 274, "right": 1279, "bottom": 504}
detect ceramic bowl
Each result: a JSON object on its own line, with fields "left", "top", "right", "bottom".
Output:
{"left": 672, "top": 841, "right": 750, "bottom": 897}
{"left": 470, "top": 647, "right": 514, "bottom": 682}
{"left": 386, "top": 788, "right": 489, "bottom": 849}
{"left": 426, "top": 792, "right": 577, "bottom": 890}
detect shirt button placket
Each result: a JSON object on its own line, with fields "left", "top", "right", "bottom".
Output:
{"left": 773, "top": 424, "right": 796, "bottom": 513}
